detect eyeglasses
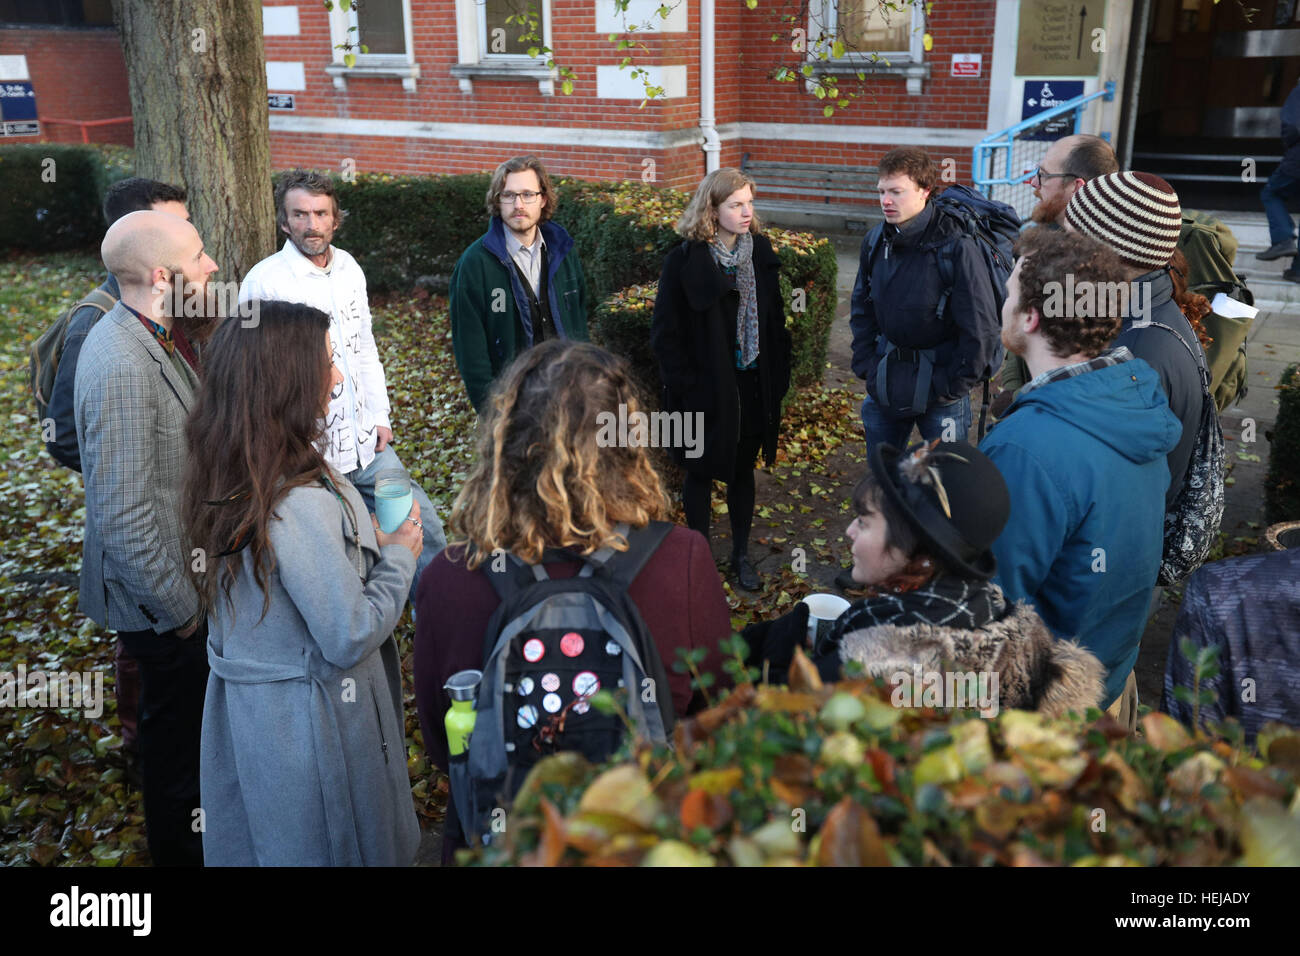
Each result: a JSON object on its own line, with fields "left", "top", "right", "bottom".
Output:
{"left": 1029, "top": 167, "right": 1080, "bottom": 187}
{"left": 500, "top": 190, "right": 542, "bottom": 205}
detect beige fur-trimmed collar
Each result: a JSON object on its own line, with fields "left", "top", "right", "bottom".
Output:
{"left": 838, "top": 602, "right": 1105, "bottom": 717}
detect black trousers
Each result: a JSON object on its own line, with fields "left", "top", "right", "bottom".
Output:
{"left": 116, "top": 621, "right": 210, "bottom": 866}
{"left": 683, "top": 368, "right": 764, "bottom": 555}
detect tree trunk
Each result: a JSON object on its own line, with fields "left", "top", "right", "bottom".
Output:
{"left": 111, "top": 0, "right": 275, "bottom": 284}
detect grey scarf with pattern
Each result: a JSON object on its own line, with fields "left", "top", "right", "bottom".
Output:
{"left": 709, "top": 231, "right": 760, "bottom": 367}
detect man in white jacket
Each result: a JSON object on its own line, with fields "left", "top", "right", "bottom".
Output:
{"left": 239, "top": 169, "right": 444, "bottom": 603}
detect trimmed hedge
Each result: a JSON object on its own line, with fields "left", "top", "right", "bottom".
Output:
{"left": 0, "top": 144, "right": 132, "bottom": 251}
{"left": 592, "top": 226, "right": 839, "bottom": 399}
{"left": 1266, "top": 364, "right": 1300, "bottom": 524}
{"left": 470, "top": 676, "right": 1300, "bottom": 867}
{"left": 0, "top": 152, "right": 837, "bottom": 396}
{"left": 553, "top": 180, "right": 685, "bottom": 308}
{"left": 336, "top": 176, "right": 685, "bottom": 307}
{"left": 331, "top": 172, "right": 494, "bottom": 293}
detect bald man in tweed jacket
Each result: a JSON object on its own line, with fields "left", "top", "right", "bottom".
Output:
{"left": 75, "top": 209, "right": 216, "bottom": 866}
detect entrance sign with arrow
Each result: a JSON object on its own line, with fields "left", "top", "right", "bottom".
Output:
{"left": 1021, "top": 80, "right": 1085, "bottom": 141}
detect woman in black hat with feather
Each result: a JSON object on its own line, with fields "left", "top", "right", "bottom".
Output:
{"left": 747, "top": 440, "right": 1105, "bottom": 717}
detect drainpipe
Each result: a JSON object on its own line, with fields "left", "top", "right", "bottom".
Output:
{"left": 1118, "top": 0, "right": 1150, "bottom": 170}
{"left": 699, "top": 0, "right": 720, "bottom": 172}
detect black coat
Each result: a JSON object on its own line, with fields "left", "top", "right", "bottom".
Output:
{"left": 650, "top": 235, "right": 792, "bottom": 481}
{"left": 848, "top": 204, "right": 1003, "bottom": 410}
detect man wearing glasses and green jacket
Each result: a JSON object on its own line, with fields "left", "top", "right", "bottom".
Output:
{"left": 450, "top": 155, "right": 588, "bottom": 412}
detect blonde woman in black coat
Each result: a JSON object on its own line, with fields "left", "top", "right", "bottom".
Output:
{"left": 651, "top": 168, "right": 792, "bottom": 590}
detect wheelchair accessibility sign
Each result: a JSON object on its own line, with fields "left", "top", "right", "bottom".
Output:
{"left": 1020, "top": 81, "right": 1084, "bottom": 141}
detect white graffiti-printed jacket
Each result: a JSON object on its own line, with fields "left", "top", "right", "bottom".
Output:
{"left": 240, "top": 240, "right": 391, "bottom": 475}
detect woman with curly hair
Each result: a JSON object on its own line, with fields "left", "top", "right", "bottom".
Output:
{"left": 650, "top": 168, "right": 792, "bottom": 591}
{"left": 183, "top": 300, "right": 424, "bottom": 866}
{"left": 415, "top": 340, "right": 730, "bottom": 862}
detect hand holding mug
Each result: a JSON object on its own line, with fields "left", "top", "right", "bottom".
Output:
{"left": 373, "top": 499, "right": 423, "bottom": 561}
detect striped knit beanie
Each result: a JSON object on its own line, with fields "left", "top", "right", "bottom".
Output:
{"left": 1064, "top": 171, "right": 1182, "bottom": 270}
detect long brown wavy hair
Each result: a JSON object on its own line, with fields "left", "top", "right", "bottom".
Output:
{"left": 484, "top": 155, "right": 557, "bottom": 221}
{"left": 449, "top": 340, "right": 669, "bottom": 569}
{"left": 182, "top": 300, "right": 335, "bottom": 619}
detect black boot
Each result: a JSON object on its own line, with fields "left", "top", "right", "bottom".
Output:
{"left": 731, "top": 552, "right": 762, "bottom": 591}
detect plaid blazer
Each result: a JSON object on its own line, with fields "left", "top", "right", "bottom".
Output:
{"left": 74, "top": 302, "right": 200, "bottom": 633}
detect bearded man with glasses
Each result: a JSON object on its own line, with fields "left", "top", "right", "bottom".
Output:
{"left": 1026, "top": 134, "right": 1117, "bottom": 226}
{"left": 450, "top": 155, "right": 588, "bottom": 412}
{"left": 993, "top": 135, "right": 1120, "bottom": 405}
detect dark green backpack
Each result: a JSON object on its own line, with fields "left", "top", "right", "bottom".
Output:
{"left": 29, "top": 287, "right": 117, "bottom": 422}
{"left": 1179, "top": 210, "right": 1254, "bottom": 411}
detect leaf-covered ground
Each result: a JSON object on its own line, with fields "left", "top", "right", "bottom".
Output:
{"left": 0, "top": 252, "right": 863, "bottom": 865}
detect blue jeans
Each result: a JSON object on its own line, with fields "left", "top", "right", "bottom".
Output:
{"left": 859, "top": 393, "right": 972, "bottom": 453}
{"left": 1261, "top": 168, "right": 1300, "bottom": 253}
{"left": 346, "top": 445, "right": 446, "bottom": 606}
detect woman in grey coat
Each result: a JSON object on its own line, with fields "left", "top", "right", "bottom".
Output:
{"left": 182, "top": 301, "right": 424, "bottom": 866}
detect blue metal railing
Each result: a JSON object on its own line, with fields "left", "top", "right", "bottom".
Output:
{"left": 973, "top": 80, "right": 1116, "bottom": 197}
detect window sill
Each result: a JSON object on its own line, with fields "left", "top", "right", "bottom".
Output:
{"left": 450, "top": 61, "right": 555, "bottom": 96}
{"left": 325, "top": 61, "right": 421, "bottom": 93}
{"left": 807, "top": 59, "right": 930, "bottom": 96}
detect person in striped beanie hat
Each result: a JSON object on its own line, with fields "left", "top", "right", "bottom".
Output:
{"left": 1064, "top": 171, "right": 1183, "bottom": 271}
{"left": 1064, "top": 170, "right": 1206, "bottom": 512}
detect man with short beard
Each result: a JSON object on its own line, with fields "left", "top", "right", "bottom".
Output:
{"left": 449, "top": 155, "right": 588, "bottom": 412}
{"left": 47, "top": 178, "right": 192, "bottom": 779}
{"left": 76, "top": 210, "right": 218, "bottom": 865}
{"left": 239, "top": 169, "right": 445, "bottom": 606}
{"left": 982, "top": 228, "right": 1180, "bottom": 729}
{"left": 48, "top": 178, "right": 193, "bottom": 472}
{"left": 1027, "top": 134, "right": 1117, "bottom": 227}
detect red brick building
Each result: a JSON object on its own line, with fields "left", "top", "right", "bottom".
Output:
{"left": 8, "top": 2, "right": 1286, "bottom": 222}
{"left": 0, "top": 1, "right": 130, "bottom": 146}
{"left": 254, "top": 0, "right": 1031, "bottom": 191}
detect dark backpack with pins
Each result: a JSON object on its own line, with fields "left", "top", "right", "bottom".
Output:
{"left": 866, "top": 185, "right": 1020, "bottom": 438}
{"left": 450, "top": 521, "right": 676, "bottom": 847}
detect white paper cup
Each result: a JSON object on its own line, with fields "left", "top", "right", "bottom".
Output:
{"left": 801, "top": 592, "right": 851, "bottom": 655}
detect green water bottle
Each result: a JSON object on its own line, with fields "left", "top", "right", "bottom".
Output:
{"left": 444, "top": 669, "right": 482, "bottom": 757}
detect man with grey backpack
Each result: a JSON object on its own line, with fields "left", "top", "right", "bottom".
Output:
{"left": 1063, "top": 171, "right": 1225, "bottom": 586}
{"left": 842, "top": 147, "right": 1015, "bottom": 592}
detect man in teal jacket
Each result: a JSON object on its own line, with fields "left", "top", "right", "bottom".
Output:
{"left": 982, "top": 228, "right": 1181, "bottom": 721}
{"left": 450, "top": 155, "right": 588, "bottom": 411}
